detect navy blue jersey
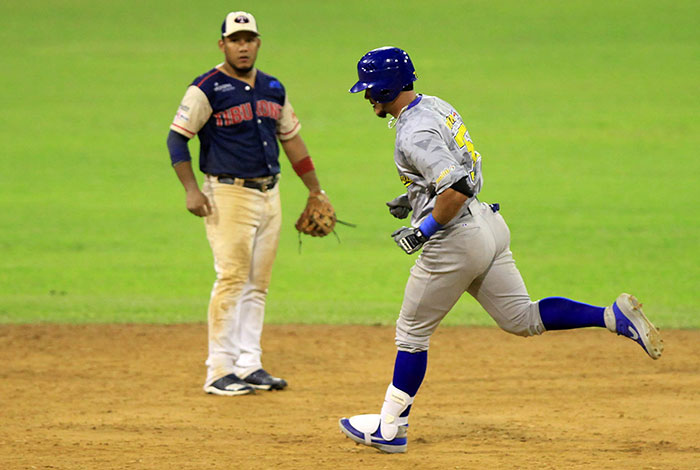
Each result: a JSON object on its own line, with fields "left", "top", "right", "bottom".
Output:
{"left": 170, "top": 67, "right": 301, "bottom": 178}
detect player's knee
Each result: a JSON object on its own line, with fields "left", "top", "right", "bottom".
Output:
{"left": 395, "top": 325, "right": 433, "bottom": 352}
{"left": 395, "top": 332, "right": 430, "bottom": 352}
{"left": 495, "top": 302, "right": 545, "bottom": 337}
{"left": 499, "top": 323, "right": 541, "bottom": 337}
{"left": 214, "top": 270, "right": 248, "bottom": 289}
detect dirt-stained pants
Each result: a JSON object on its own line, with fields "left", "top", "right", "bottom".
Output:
{"left": 202, "top": 175, "right": 281, "bottom": 388}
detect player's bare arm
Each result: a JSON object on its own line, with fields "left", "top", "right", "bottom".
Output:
{"left": 280, "top": 133, "right": 337, "bottom": 236}
{"left": 172, "top": 160, "right": 212, "bottom": 217}
{"left": 281, "top": 133, "right": 322, "bottom": 194}
{"left": 391, "top": 189, "right": 466, "bottom": 254}
{"left": 432, "top": 188, "right": 468, "bottom": 225}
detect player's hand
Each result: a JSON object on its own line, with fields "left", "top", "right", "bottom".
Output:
{"left": 391, "top": 226, "right": 428, "bottom": 254}
{"left": 386, "top": 193, "right": 412, "bottom": 219}
{"left": 186, "top": 189, "right": 212, "bottom": 217}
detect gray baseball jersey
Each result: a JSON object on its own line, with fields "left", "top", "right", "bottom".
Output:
{"left": 391, "top": 95, "right": 544, "bottom": 352}
{"left": 394, "top": 95, "right": 483, "bottom": 228}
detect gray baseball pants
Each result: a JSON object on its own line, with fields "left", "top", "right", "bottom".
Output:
{"left": 396, "top": 199, "right": 545, "bottom": 352}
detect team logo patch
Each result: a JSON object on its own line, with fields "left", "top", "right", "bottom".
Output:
{"left": 445, "top": 111, "right": 470, "bottom": 149}
{"left": 445, "top": 111, "right": 460, "bottom": 129}
{"left": 400, "top": 174, "right": 413, "bottom": 187}
{"left": 235, "top": 15, "right": 250, "bottom": 23}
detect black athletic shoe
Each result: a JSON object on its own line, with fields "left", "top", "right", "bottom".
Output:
{"left": 204, "top": 373, "right": 255, "bottom": 396}
{"left": 243, "top": 369, "right": 288, "bottom": 390}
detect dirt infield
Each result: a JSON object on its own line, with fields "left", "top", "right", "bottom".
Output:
{"left": 1, "top": 324, "right": 699, "bottom": 470}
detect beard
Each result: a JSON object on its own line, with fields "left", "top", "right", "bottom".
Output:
{"left": 233, "top": 64, "right": 254, "bottom": 74}
{"left": 372, "top": 102, "right": 387, "bottom": 118}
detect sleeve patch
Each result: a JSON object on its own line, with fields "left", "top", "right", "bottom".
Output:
{"left": 276, "top": 96, "right": 301, "bottom": 140}
{"left": 170, "top": 86, "right": 213, "bottom": 136}
{"left": 435, "top": 165, "right": 456, "bottom": 184}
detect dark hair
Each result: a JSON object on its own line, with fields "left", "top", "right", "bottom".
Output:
{"left": 402, "top": 83, "right": 414, "bottom": 92}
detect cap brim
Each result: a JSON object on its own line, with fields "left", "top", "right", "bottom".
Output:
{"left": 350, "top": 77, "right": 400, "bottom": 94}
{"left": 349, "top": 81, "right": 370, "bottom": 94}
{"left": 223, "top": 29, "right": 259, "bottom": 37}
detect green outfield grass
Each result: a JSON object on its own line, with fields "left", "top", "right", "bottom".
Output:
{"left": 1, "top": 0, "right": 698, "bottom": 327}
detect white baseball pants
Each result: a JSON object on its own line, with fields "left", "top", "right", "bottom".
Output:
{"left": 202, "top": 175, "right": 281, "bottom": 388}
{"left": 395, "top": 200, "right": 545, "bottom": 352}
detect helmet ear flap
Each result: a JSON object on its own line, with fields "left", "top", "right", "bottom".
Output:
{"left": 370, "top": 87, "right": 400, "bottom": 103}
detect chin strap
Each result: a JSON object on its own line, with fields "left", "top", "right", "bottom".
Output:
{"left": 387, "top": 105, "right": 409, "bottom": 129}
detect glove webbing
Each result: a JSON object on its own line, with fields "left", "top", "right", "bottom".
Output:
{"left": 297, "top": 218, "right": 356, "bottom": 253}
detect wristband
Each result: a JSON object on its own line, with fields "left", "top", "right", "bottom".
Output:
{"left": 292, "top": 156, "right": 315, "bottom": 176}
{"left": 418, "top": 213, "right": 443, "bottom": 239}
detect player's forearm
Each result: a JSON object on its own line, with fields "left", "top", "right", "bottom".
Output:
{"left": 280, "top": 134, "right": 308, "bottom": 165}
{"left": 281, "top": 134, "right": 322, "bottom": 193}
{"left": 297, "top": 170, "right": 323, "bottom": 194}
{"left": 172, "top": 161, "right": 201, "bottom": 193}
{"left": 413, "top": 189, "right": 467, "bottom": 242}
{"left": 431, "top": 188, "right": 468, "bottom": 225}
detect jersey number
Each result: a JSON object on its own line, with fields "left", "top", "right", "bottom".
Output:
{"left": 446, "top": 113, "right": 480, "bottom": 183}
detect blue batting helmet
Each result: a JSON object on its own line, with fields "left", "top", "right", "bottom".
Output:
{"left": 349, "top": 47, "right": 417, "bottom": 103}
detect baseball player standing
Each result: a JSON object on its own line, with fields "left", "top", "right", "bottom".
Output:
{"left": 338, "top": 47, "right": 663, "bottom": 452}
{"left": 166, "top": 11, "right": 335, "bottom": 396}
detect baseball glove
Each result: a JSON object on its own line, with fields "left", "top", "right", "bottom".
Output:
{"left": 295, "top": 191, "right": 336, "bottom": 237}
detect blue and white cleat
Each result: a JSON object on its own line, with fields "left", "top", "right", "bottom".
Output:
{"left": 604, "top": 293, "right": 663, "bottom": 359}
{"left": 339, "top": 414, "right": 407, "bottom": 453}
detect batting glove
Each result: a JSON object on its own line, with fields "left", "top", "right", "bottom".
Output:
{"left": 386, "top": 193, "right": 412, "bottom": 219}
{"left": 391, "top": 226, "right": 428, "bottom": 254}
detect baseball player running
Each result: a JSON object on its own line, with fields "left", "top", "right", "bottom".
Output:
{"left": 338, "top": 47, "right": 663, "bottom": 453}
{"left": 166, "top": 11, "right": 335, "bottom": 396}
